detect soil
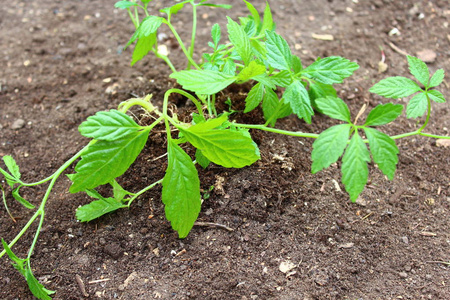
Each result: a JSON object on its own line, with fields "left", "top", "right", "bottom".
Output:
{"left": 1, "top": 0, "right": 449, "bottom": 299}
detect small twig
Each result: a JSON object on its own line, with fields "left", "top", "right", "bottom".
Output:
{"left": 426, "top": 260, "right": 450, "bottom": 266}
{"left": 354, "top": 104, "right": 367, "bottom": 125}
{"left": 88, "top": 278, "right": 111, "bottom": 284}
{"left": 194, "top": 221, "right": 234, "bottom": 232}
{"left": 75, "top": 274, "right": 89, "bottom": 298}
{"left": 386, "top": 41, "right": 410, "bottom": 56}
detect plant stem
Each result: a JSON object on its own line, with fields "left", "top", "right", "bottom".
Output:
{"left": 417, "top": 96, "right": 432, "bottom": 133}
{"left": 165, "top": 22, "right": 201, "bottom": 70}
{"left": 126, "top": 178, "right": 163, "bottom": 207}
{"left": 234, "top": 123, "right": 319, "bottom": 139}
{"left": 187, "top": 3, "right": 198, "bottom": 69}
{"left": 127, "top": 8, "right": 138, "bottom": 28}
{"left": 165, "top": 88, "right": 205, "bottom": 118}
{"left": 154, "top": 51, "right": 177, "bottom": 73}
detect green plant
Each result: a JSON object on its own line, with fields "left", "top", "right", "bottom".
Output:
{"left": 1, "top": 1, "right": 448, "bottom": 299}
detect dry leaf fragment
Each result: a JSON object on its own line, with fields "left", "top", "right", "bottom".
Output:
{"left": 436, "top": 139, "right": 450, "bottom": 148}
{"left": 279, "top": 261, "right": 296, "bottom": 273}
{"left": 311, "top": 33, "right": 334, "bottom": 41}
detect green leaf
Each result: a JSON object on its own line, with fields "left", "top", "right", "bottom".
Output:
{"left": 369, "top": 76, "right": 422, "bottom": 98}
{"left": 195, "top": 149, "right": 210, "bottom": 169}
{"left": 192, "top": 114, "right": 228, "bottom": 130}
{"left": 211, "top": 23, "right": 221, "bottom": 47}
{"left": 79, "top": 110, "right": 141, "bottom": 141}
{"left": 271, "top": 70, "right": 292, "bottom": 87}
{"left": 260, "top": 1, "right": 275, "bottom": 34}
{"left": 0, "top": 167, "right": 17, "bottom": 189}
{"left": 76, "top": 197, "right": 127, "bottom": 222}
{"left": 311, "top": 124, "right": 351, "bottom": 174}
{"left": 252, "top": 73, "right": 276, "bottom": 89}
{"left": 308, "top": 81, "right": 337, "bottom": 101}
{"left": 222, "top": 59, "right": 236, "bottom": 76}
{"left": 160, "top": 1, "right": 190, "bottom": 16}
{"left": 314, "top": 96, "right": 351, "bottom": 122}
{"left": 12, "top": 187, "right": 35, "bottom": 209}
{"left": 126, "top": 16, "right": 164, "bottom": 47}
{"left": 237, "top": 61, "right": 266, "bottom": 83}
{"left": 227, "top": 16, "right": 252, "bottom": 65}
{"left": 428, "top": 69, "right": 445, "bottom": 88}
{"left": 244, "top": 83, "right": 265, "bottom": 113}
{"left": 262, "top": 88, "right": 292, "bottom": 126}
{"left": 114, "top": 1, "right": 138, "bottom": 9}
{"left": 3, "top": 155, "right": 20, "bottom": 180}
{"left": 170, "top": 70, "right": 235, "bottom": 95}
{"left": 364, "top": 127, "right": 398, "bottom": 180}
{"left": 407, "top": 55, "right": 430, "bottom": 87}
{"left": 427, "top": 89, "right": 446, "bottom": 103}
{"left": 2, "top": 239, "right": 26, "bottom": 276}
{"left": 131, "top": 34, "right": 156, "bottom": 66}
{"left": 199, "top": 3, "right": 232, "bottom": 9}
{"left": 242, "top": 0, "right": 261, "bottom": 27}
{"left": 365, "top": 103, "right": 403, "bottom": 126}
{"left": 341, "top": 133, "right": 371, "bottom": 202}
{"left": 111, "top": 179, "right": 134, "bottom": 201}
{"left": 180, "top": 126, "right": 260, "bottom": 168}
{"left": 283, "top": 80, "right": 314, "bottom": 123}
{"left": 162, "top": 140, "right": 201, "bottom": 238}
{"left": 302, "top": 56, "right": 359, "bottom": 84}
{"left": 265, "top": 30, "right": 292, "bottom": 71}
{"left": 406, "top": 92, "right": 428, "bottom": 119}
{"left": 69, "top": 130, "right": 149, "bottom": 193}
{"left": 292, "top": 55, "right": 302, "bottom": 73}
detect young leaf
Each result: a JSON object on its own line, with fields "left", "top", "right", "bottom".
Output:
{"left": 365, "top": 103, "right": 403, "bottom": 126}
{"left": 76, "top": 197, "right": 127, "bottom": 222}
{"left": 12, "top": 187, "right": 35, "bottom": 209}
{"left": 237, "top": 61, "right": 266, "bottom": 83}
{"left": 292, "top": 55, "right": 303, "bottom": 73}
{"left": 222, "top": 59, "right": 237, "bottom": 76}
{"left": 199, "top": 3, "right": 232, "bottom": 9}
{"left": 170, "top": 70, "right": 236, "bottom": 95}
{"left": 160, "top": 1, "right": 191, "bottom": 16}
{"left": 131, "top": 34, "right": 156, "bottom": 66}
{"left": 262, "top": 88, "right": 292, "bottom": 126}
{"left": 114, "top": 1, "right": 138, "bottom": 9}
{"left": 428, "top": 69, "right": 445, "bottom": 88}
{"left": 69, "top": 130, "right": 149, "bottom": 193}
{"left": 0, "top": 167, "right": 17, "bottom": 188}
{"left": 265, "top": 30, "right": 292, "bottom": 71}
{"left": 364, "top": 127, "right": 398, "bottom": 180}
{"left": 79, "top": 110, "right": 142, "bottom": 141}
{"left": 227, "top": 17, "right": 252, "bottom": 65}
{"left": 244, "top": 82, "right": 265, "bottom": 113}
{"left": 302, "top": 56, "right": 359, "bottom": 84}
{"left": 126, "top": 16, "right": 164, "bottom": 47}
{"left": 406, "top": 92, "right": 428, "bottom": 119}
{"left": 341, "top": 133, "right": 371, "bottom": 202}
{"left": 179, "top": 127, "right": 260, "bottom": 168}
{"left": 314, "top": 96, "right": 351, "bottom": 122}
{"left": 191, "top": 114, "right": 228, "bottom": 131}
{"left": 3, "top": 155, "right": 20, "bottom": 180}
{"left": 369, "top": 76, "right": 422, "bottom": 98}
{"left": 308, "top": 81, "right": 337, "bottom": 101}
{"left": 242, "top": 0, "right": 261, "bottom": 27}
{"left": 162, "top": 140, "right": 201, "bottom": 238}
{"left": 426, "top": 90, "right": 446, "bottom": 103}
{"left": 211, "top": 23, "right": 221, "bottom": 47}
{"left": 252, "top": 73, "right": 276, "bottom": 90}
{"left": 195, "top": 149, "right": 210, "bottom": 169}
{"left": 407, "top": 55, "right": 430, "bottom": 87}
{"left": 283, "top": 80, "right": 314, "bottom": 123}
{"left": 260, "top": 1, "right": 275, "bottom": 34}
{"left": 271, "top": 70, "right": 292, "bottom": 87}
{"left": 111, "top": 179, "right": 134, "bottom": 201}
{"left": 311, "top": 124, "right": 351, "bottom": 173}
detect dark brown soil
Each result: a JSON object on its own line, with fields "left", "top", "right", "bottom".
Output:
{"left": 1, "top": 0, "right": 449, "bottom": 299}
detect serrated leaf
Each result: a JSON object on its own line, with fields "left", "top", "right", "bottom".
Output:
{"left": 69, "top": 131, "right": 149, "bottom": 193}
{"left": 195, "top": 149, "right": 210, "bottom": 169}
{"left": 76, "top": 197, "right": 127, "bottom": 222}
{"left": 244, "top": 83, "right": 265, "bottom": 113}
{"left": 162, "top": 140, "right": 201, "bottom": 238}
{"left": 311, "top": 124, "right": 351, "bottom": 173}
{"left": 242, "top": 19, "right": 257, "bottom": 37}
{"left": 211, "top": 23, "right": 221, "bottom": 47}
{"left": 265, "top": 30, "right": 292, "bottom": 71}
{"left": 406, "top": 92, "right": 428, "bottom": 119}
{"left": 3, "top": 155, "right": 20, "bottom": 180}
{"left": 292, "top": 55, "right": 302, "bottom": 73}
{"left": 365, "top": 103, "right": 403, "bottom": 126}
{"left": 271, "top": 70, "right": 292, "bottom": 87}
{"left": 227, "top": 17, "right": 252, "bottom": 65}
{"left": 428, "top": 69, "right": 445, "bottom": 88}
{"left": 131, "top": 34, "right": 156, "bottom": 66}
{"left": 302, "top": 56, "right": 359, "bottom": 84}
{"left": 79, "top": 110, "right": 141, "bottom": 141}
{"left": 114, "top": 1, "right": 138, "bottom": 9}
{"left": 407, "top": 55, "right": 430, "bottom": 87}
{"left": 191, "top": 114, "right": 228, "bottom": 131}
{"left": 180, "top": 126, "right": 260, "bottom": 168}
{"left": 242, "top": 0, "right": 261, "bottom": 27}
{"left": 252, "top": 73, "right": 276, "bottom": 89}
{"left": 369, "top": 76, "right": 422, "bottom": 98}
{"left": 260, "top": 1, "right": 275, "bottom": 34}
{"left": 427, "top": 90, "right": 446, "bottom": 103}
{"left": 12, "top": 187, "right": 35, "bottom": 209}
{"left": 314, "top": 96, "right": 351, "bottom": 122}
{"left": 170, "top": 70, "right": 235, "bottom": 95}
{"left": 308, "top": 81, "right": 337, "bottom": 111}
{"left": 262, "top": 88, "right": 292, "bottom": 126}
{"left": 283, "top": 80, "right": 314, "bottom": 123}
{"left": 111, "top": 179, "right": 134, "bottom": 201}
{"left": 160, "top": 1, "right": 190, "bottom": 16}
{"left": 237, "top": 61, "right": 266, "bottom": 83}
{"left": 222, "top": 59, "right": 236, "bottom": 76}
{"left": 126, "top": 16, "right": 164, "bottom": 48}
{"left": 341, "top": 133, "right": 371, "bottom": 202}
{"left": 364, "top": 127, "right": 398, "bottom": 180}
